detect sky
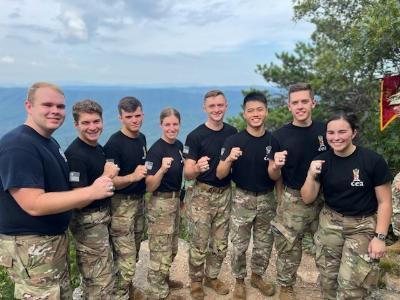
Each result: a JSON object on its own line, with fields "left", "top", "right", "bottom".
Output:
{"left": 0, "top": 0, "right": 314, "bottom": 86}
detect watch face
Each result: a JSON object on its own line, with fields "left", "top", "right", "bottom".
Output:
{"left": 375, "top": 233, "right": 386, "bottom": 240}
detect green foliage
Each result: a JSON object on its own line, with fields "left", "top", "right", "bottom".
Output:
{"left": 0, "top": 267, "right": 14, "bottom": 299}
{"left": 68, "top": 231, "right": 81, "bottom": 289}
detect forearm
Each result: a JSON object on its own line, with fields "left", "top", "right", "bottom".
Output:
{"left": 146, "top": 171, "right": 165, "bottom": 192}
{"left": 268, "top": 162, "right": 281, "bottom": 181}
{"left": 184, "top": 160, "right": 200, "bottom": 180}
{"left": 216, "top": 160, "right": 232, "bottom": 180}
{"left": 376, "top": 200, "right": 392, "bottom": 234}
{"left": 113, "top": 174, "right": 135, "bottom": 190}
{"left": 301, "top": 175, "right": 320, "bottom": 204}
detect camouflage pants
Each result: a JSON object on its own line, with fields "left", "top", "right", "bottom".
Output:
{"left": 147, "top": 194, "right": 180, "bottom": 299}
{"left": 110, "top": 194, "right": 145, "bottom": 299}
{"left": 314, "top": 206, "right": 379, "bottom": 299}
{"left": 69, "top": 206, "right": 114, "bottom": 299}
{"left": 392, "top": 172, "right": 400, "bottom": 237}
{"left": 187, "top": 183, "right": 232, "bottom": 282}
{"left": 230, "top": 188, "right": 276, "bottom": 279}
{"left": 271, "top": 187, "right": 323, "bottom": 286}
{"left": 0, "top": 232, "right": 72, "bottom": 300}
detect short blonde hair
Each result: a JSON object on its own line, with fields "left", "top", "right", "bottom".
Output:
{"left": 27, "top": 82, "right": 64, "bottom": 103}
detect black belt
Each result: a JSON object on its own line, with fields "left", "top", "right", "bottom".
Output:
{"left": 196, "top": 182, "right": 229, "bottom": 194}
{"left": 237, "top": 187, "right": 273, "bottom": 196}
{"left": 79, "top": 205, "right": 109, "bottom": 213}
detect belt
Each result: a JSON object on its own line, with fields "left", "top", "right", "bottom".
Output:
{"left": 323, "top": 205, "right": 376, "bottom": 219}
{"left": 196, "top": 182, "right": 229, "bottom": 194}
{"left": 113, "top": 193, "right": 144, "bottom": 200}
{"left": 153, "top": 191, "right": 180, "bottom": 198}
{"left": 285, "top": 186, "right": 301, "bottom": 197}
{"left": 80, "top": 205, "right": 109, "bottom": 213}
{"left": 237, "top": 187, "right": 273, "bottom": 197}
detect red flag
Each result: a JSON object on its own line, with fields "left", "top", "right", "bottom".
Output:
{"left": 380, "top": 75, "right": 400, "bottom": 131}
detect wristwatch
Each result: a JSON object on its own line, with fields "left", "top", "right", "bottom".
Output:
{"left": 374, "top": 232, "right": 386, "bottom": 241}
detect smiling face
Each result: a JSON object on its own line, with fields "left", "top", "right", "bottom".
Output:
{"left": 326, "top": 118, "right": 357, "bottom": 156}
{"left": 288, "top": 90, "right": 316, "bottom": 126}
{"left": 25, "top": 86, "right": 66, "bottom": 137}
{"left": 161, "top": 115, "right": 180, "bottom": 143}
{"left": 75, "top": 112, "right": 103, "bottom": 146}
{"left": 243, "top": 100, "right": 267, "bottom": 129}
{"left": 203, "top": 94, "right": 227, "bottom": 124}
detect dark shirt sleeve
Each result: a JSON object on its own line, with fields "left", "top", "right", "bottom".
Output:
{"left": 372, "top": 155, "right": 392, "bottom": 187}
{"left": 67, "top": 155, "right": 89, "bottom": 188}
{"left": 220, "top": 137, "right": 233, "bottom": 161}
{"left": 184, "top": 134, "right": 199, "bottom": 161}
{"left": 146, "top": 148, "right": 162, "bottom": 176}
{"left": 104, "top": 140, "right": 121, "bottom": 166}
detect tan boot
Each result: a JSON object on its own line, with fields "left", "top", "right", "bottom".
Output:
{"left": 387, "top": 240, "right": 400, "bottom": 254}
{"left": 167, "top": 277, "right": 184, "bottom": 290}
{"left": 233, "top": 278, "right": 246, "bottom": 300}
{"left": 204, "top": 277, "right": 229, "bottom": 295}
{"left": 129, "top": 284, "right": 147, "bottom": 300}
{"left": 250, "top": 273, "right": 276, "bottom": 297}
{"left": 279, "top": 285, "right": 295, "bottom": 300}
{"left": 190, "top": 281, "right": 205, "bottom": 300}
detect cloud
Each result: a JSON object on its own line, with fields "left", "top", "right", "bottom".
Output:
{"left": 57, "top": 10, "right": 88, "bottom": 43}
{"left": 1, "top": 56, "right": 15, "bottom": 64}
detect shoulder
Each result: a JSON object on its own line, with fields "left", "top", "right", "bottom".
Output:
{"left": 223, "top": 122, "right": 238, "bottom": 133}
{"left": 272, "top": 123, "right": 291, "bottom": 136}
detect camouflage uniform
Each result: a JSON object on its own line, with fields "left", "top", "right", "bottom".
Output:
{"left": 110, "top": 194, "right": 145, "bottom": 299}
{"left": 314, "top": 206, "right": 379, "bottom": 299}
{"left": 230, "top": 188, "right": 276, "bottom": 278}
{"left": 69, "top": 207, "right": 114, "bottom": 299}
{"left": 271, "top": 187, "right": 323, "bottom": 286}
{"left": 392, "top": 172, "right": 400, "bottom": 237}
{"left": 187, "top": 183, "right": 232, "bottom": 281}
{"left": 147, "top": 193, "right": 180, "bottom": 299}
{"left": 0, "top": 232, "right": 72, "bottom": 299}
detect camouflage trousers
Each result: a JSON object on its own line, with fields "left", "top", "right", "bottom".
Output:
{"left": 69, "top": 206, "right": 114, "bottom": 299}
{"left": 187, "top": 182, "right": 232, "bottom": 282}
{"left": 271, "top": 187, "right": 323, "bottom": 286}
{"left": 110, "top": 194, "right": 145, "bottom": 300}
{"left": 392, "top": 172, "right": 400, "bottom": 237}
{"left": 314, "top": 206, "right": 379, "bottom": 299}
{"left": 147, "top": 193, "right": 180, "bottom": 299}
{"left": 230, "top": 188, "right": 276, "bottom": 279}
{"left": 0, "top": 232, "right": 72, "bottom": 300}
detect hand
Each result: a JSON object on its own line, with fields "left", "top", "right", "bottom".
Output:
{"left": 368, "top": 237, "right": 385, "bottom": 259}
{"left": 196, "top": 156, "right": 210, "bottom": 173}
{"left": 274, "top": 150, "right": 288, "bottom": 168}
{"left": 103, "top": 161, "right": 120, "bottom": 179}
{"left": 131, "top": 165, "right": 147, "bottom": 181}
{"left": 161, "top": 157, "right": 174, "bottom": 173}
{"left": 90, "top": 176, "right": 115, "bottom": 199}
{"left": 228, "top": 147, "right": 242, "bottom": 162}
{"left": 308, "top": 160, "right": 325, "bottom": 178}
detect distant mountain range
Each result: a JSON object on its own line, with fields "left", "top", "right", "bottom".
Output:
{"left": 0, "top": 85, "right": 280, "bottom": 148}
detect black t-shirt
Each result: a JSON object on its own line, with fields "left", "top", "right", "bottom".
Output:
{"left": 273, "top": 121, "right": 329, "bottom": 190}
{"left": 104, "top": 131, "right": 147, "bottom": 195}
{"left": 146, "top": 138, "right": 184, "bottom": 192}
{"left": 184, "top": 123, "right": 237, "bottom": 187}
{"left": 316, "top": 147, "right": 392, "bottom": 216}
{"left": 0, "top": 125, "right": 71, "bottom": 235}
{"left": 65, "top": 138, "right": 110, "bottom": 210}
{"left": 220, "top": 130, "right": 278, "bottom": 192}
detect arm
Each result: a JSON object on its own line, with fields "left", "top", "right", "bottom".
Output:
{"left": 216, "top": 147, "right": 242, "bottom": 180}
{"left": 113, "top": 165, "right": 147, "bottom": 190}
{"left": 10, "top": 176, "right": 114, "bottom": 216}
{"left": 269, "top": 150, "right": 287, "bottom": 181}
{"left": 102, "top": 161, "right": 120, "bottom": 179}
{"left": 301, "top": 160, "right": 324, "bottom": 204}
{"left": 184, "top": 156, "right": 210, "bottom": 180}
{"left": 275, "top": 177, "right": 284, "bottom": 203}
{"left": 368, "top": 182, "right": 392, "bottom": 259}
{"left": 145, "top": 157, "right": 172, "bottom": 192}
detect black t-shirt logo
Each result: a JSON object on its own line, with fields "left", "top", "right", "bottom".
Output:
{"left": 179, "top": 150, "right": 184, "bottom": 163}
{"left": 220, "top": 147, "right": 225, "bottom": 156}
{"left": 142, "top": 146, "right": 147, "bottom": 159}
{"left": 350, "top": 168, "right": 364, "bottom": 187}
{"left": 183, "top": 145, "right": 189, "bottom": 154}
{"left": 317, "top": 135, "right": 327, "bottom": 152}
{"left": 264, "top": 146, "right": 272, "bottom": 161}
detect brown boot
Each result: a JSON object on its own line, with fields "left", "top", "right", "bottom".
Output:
{"left": 190, "top": 281, "right": 205, "bottom": 300}
{"left": 387, "top": 240, "right": 400, "bottom": 254}
{"left": 129, "top": 284, "right": 147, "bottom": 300}
{"left": 167, "top": 277, "right": 184, "bottom": 290}
{"left": 233, "top": 278, "right": 246, "bottom": 300}
{"left": 204, "top": 277, "right": 229, "bottom": 295}
{"left": 279, "top": 285, "right": 295, "bottom": 300}
{"left": 250, "top": 273, "right": 276, "bottom": 297}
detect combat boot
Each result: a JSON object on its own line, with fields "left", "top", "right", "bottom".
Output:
{"left": 387, "top": 240, "right": 400, "bottom": 254}
{"left": 250, "top": 273, "right": 276, "bottom": 296}
{"left": 232, "top": 278, "right": 246, "bottom": 300}
{"left": 129, "top": 284, "right": 147, "bottom": 300}
{"left": 204, "top": 277, "right": 229, "bottom": 295}
{"left": 167, "top": 276, "right": 184, "bottom": 290}
{"left": 279, "top": 285, "right": 295, "bottom": 300}
{"left": 190, "top": 281, "right": 205, "bottom": 300}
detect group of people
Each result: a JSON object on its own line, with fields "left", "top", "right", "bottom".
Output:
{"left": 0, "top": 81, "right": 398, "bottom": 300}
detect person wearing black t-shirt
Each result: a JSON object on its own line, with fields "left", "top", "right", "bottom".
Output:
{"left": 145, "top": 108, "right": 184, "bottom": 300}
{"left": 301, "top": 113, "right": 392, "bottom": 299}
{"left": 0, "top": 83, "right": 114, "bottom": 299}
{"left": 183, "top": 90, "right": 237, "bottom": 299}
{"left": 269, "top": 82, "right": 328, "bottom": 300}
{"left": 217, "top": 92, "right": 278, "bottom": 299}
{"left": 104, "top": 96, "right": 148, "bottom": 300}
{"left": 65, "top": 100, "right": 119, "bottom": 299}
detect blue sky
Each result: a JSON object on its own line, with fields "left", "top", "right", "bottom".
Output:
{"left": 0, "top": 0, "right": 314, "bottom": 86}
